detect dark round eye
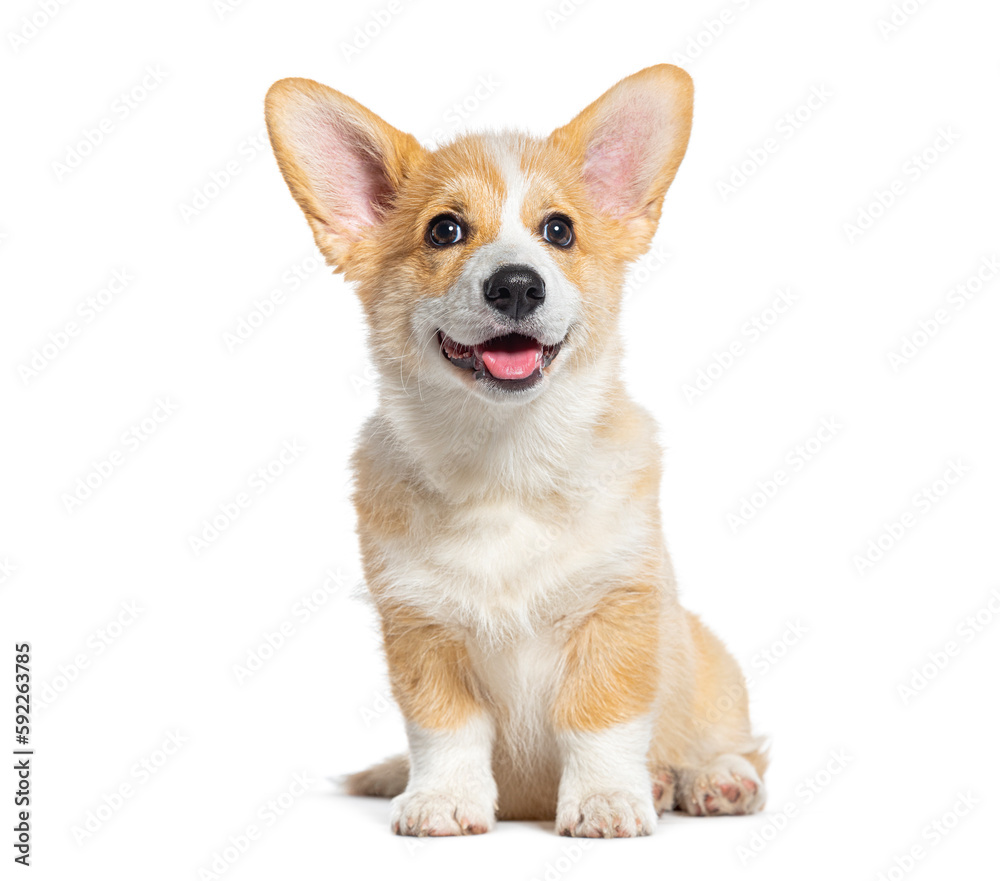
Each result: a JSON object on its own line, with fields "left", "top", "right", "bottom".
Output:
{"left": 542, "top": 215, "right": 574, "bottom": 248}
{"left": 426, "top": 214, "right": 465, "bottom": 247}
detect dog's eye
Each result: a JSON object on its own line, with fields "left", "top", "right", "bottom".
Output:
{"left": 542, "top": 215, "right": 574, "bottom": 248}
{"left": 426, "top": 214, "right": 465, "bottom": 247}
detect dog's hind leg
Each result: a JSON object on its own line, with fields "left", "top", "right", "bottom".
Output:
{"left": 650, "top": 608, "right": 768, "bottom": 816}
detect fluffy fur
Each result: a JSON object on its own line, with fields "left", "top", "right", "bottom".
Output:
{"left": 265, "top": 64, "right": 767, "bottom": 837}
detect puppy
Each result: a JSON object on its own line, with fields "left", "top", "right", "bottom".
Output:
{"left": 265, "top": 64, "right": 767, "bottom": 838}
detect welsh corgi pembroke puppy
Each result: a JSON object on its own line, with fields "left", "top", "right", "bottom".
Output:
{"left": 265, "top": 64, "right": 767, "bottom": 838}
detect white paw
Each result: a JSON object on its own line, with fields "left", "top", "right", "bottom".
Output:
{"left": 556, "top": 791, "right": 657, "bottom": 838}
{"left": 651, "top": 767, "right": 676, "bottom": 815}
{"left": 677, "top": 755, "right": 766, "bottom": 817}
{"left": 390, "top": 790, "right": 496, "bottom": 837}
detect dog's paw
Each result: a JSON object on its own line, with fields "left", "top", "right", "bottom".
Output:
{"left": 676, "top": 756, "right": 765, "bottom": 817}
{"left": 556, "top": 791, "right": 657, "bottom": 838}
{"left": 651, "top": 767, "right": 676, "bottom": 815}
{"left": 390, "top": 790, "right": 496, "bottom": 837}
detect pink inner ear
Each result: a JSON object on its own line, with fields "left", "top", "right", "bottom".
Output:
{"left": 297, "top": 108, "right": 391, "bottom": 235}
{"left": 582, "top": 105, "right": 670, "bottom": 218}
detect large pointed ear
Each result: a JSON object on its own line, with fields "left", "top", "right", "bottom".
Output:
{"left": 549, "top": 64, "right": 693, "bottom": 245}
{"left": 265, "top": 78, "right": 425, "bottom": 270}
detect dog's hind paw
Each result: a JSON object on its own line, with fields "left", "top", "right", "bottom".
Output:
{"left": 651, "top": 766, "right": 677, "bottom": 815}
{"left": 676, "top": 755, "right": 765, "bottom": 816}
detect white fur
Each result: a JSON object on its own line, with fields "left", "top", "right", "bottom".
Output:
{"left": 391, "top": 715, "right": 498, "bottom": 835}
{"left": 555, "top": 717, "right": 658, "bottom": 837}
{"left": 360, "top": 385, "right": 662, "bottom": 645}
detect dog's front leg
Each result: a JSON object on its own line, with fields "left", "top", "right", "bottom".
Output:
{"left": 554, "top": 584, "right": 661, "bottom": 837}
{"left": 380, "top": 604, "right": 497, "bottom": 836}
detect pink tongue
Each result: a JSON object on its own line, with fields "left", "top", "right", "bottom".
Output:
{"left": 480, "top": 343, "right": 541, "bottom": 380}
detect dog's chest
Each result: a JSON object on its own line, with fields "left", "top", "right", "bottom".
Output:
{"left": 402, "top": 477, "right": 643, "bottom": 628}
{"left": 358, "top": 405, "right": 657, "bottom": 634}
{"left": 427, "top": 495, "right": 572, "bottom": 587}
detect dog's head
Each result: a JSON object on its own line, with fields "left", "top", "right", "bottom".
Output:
{"left": 265, "top": 66, "right": 692, "bottom": 404}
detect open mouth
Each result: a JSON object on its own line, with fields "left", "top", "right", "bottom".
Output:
{"left": 438, "top": 331, "right": 562, "bottom": 391}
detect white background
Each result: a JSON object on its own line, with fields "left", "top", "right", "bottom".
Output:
{"left": 2, "top": 0, "right": 998, "bottom": 878}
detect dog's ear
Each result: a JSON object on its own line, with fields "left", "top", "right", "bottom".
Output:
{"left": 265, "top": 78, "right": 424, "bottom": 271}
{"left": 550, "top": 64, "right": 693, "bottom": 247}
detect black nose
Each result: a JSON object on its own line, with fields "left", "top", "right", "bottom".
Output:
{"left": 483, "top": 265, "right": 545, "bottom": 319}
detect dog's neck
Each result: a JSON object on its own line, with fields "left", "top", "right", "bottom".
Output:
{"left": 377, "top": 348, "right": 623, "bottom": 503}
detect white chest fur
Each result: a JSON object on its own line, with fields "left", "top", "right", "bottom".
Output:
{"left": 372, "top": 454, "right": 651, "bottom": 643}
{"left": 360, "top": 366, "right": 662, "bottom": 641}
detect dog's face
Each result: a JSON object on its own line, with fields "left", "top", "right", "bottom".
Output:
{"left": 265, "top": 66, "right": 692, "bottom": 404}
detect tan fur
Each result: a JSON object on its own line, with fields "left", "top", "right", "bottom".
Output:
{"left": 345, "top": 754, "right": 409, "bottom": 798}
{"left": 265, "top": 78, "right": 425, "bottom": 269}
{"left": 554, "top": 582, "right": 661, "bottom": 731}
{"left": 549, "top": 64, "right": 694, "bottom": 259}
{"left": 266, "top": 64, "right": 767, "bottom": 833}
{"left": 378, "top": 601, "right": 484, "bottom": 730}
